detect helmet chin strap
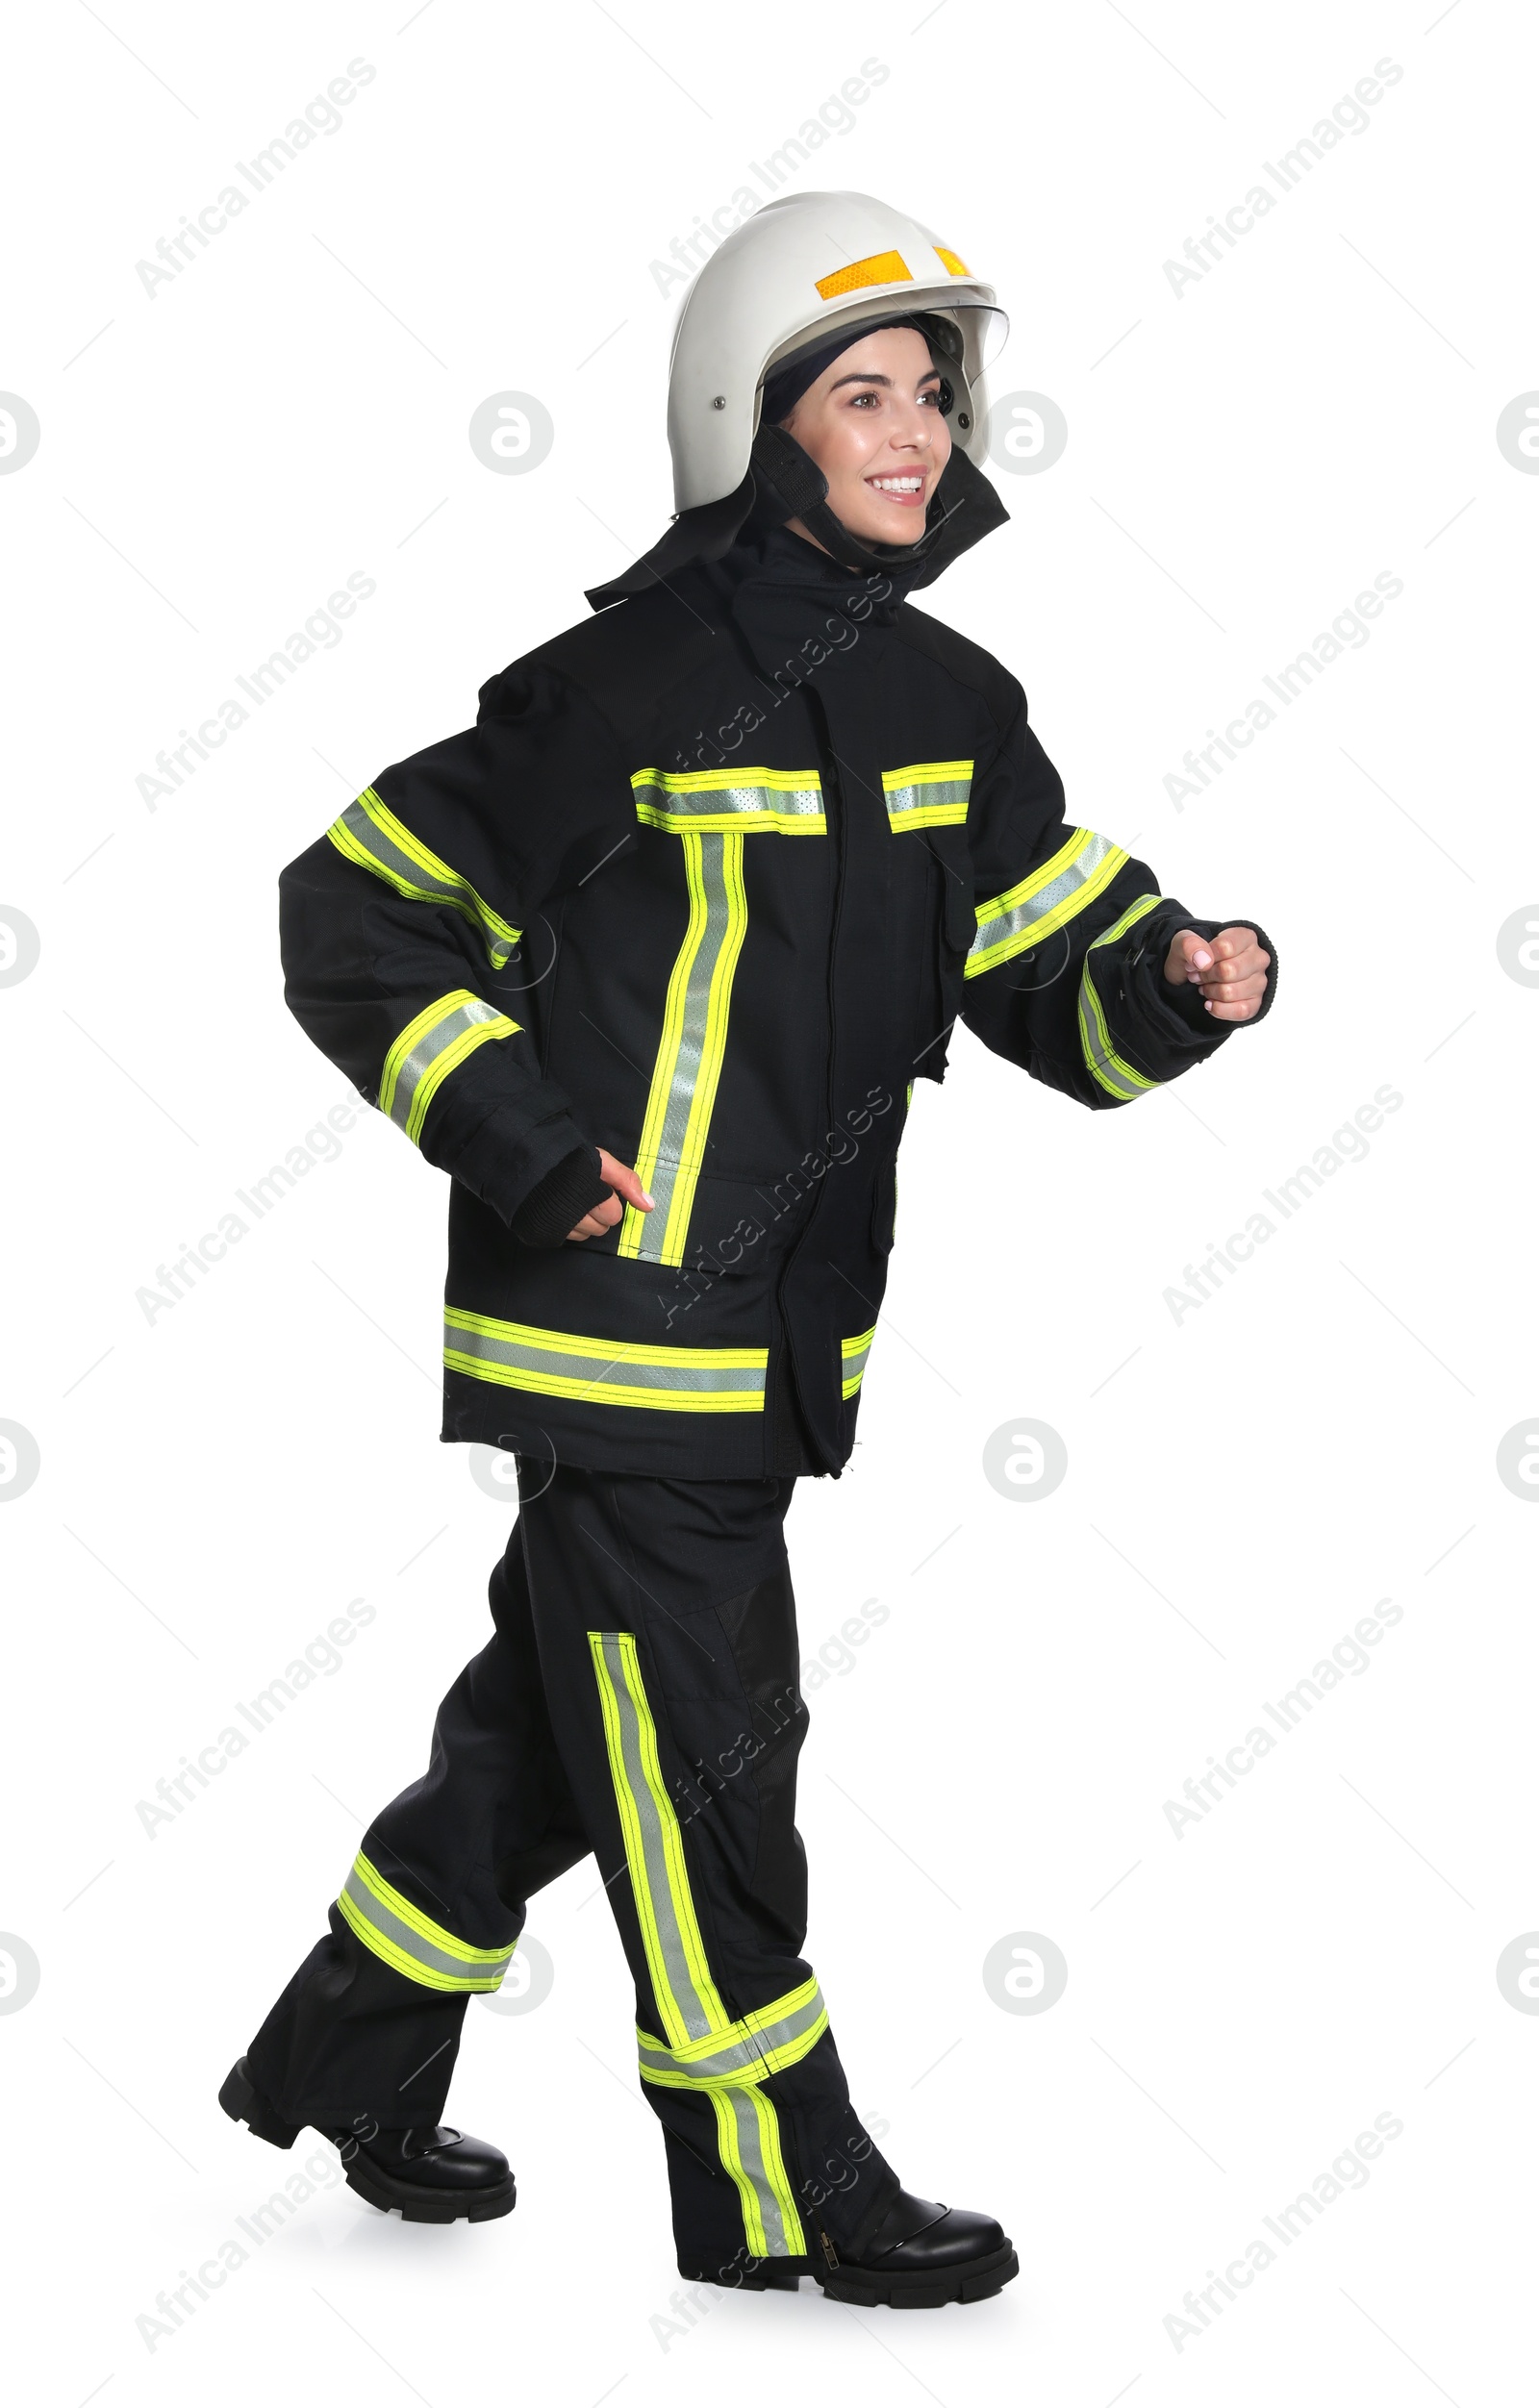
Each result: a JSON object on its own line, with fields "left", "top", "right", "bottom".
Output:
{"left": 748, "top": 423, "right": 954, "bottom": 576}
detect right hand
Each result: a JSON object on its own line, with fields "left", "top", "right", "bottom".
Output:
{"left": 568, "top": 1148, "right": 654, "bottom": 1241}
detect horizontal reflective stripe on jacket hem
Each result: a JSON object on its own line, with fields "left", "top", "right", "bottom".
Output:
{"left": 378, "top": 990, "right": 518, "bottom": 1145}
{"left": 326, "top": 788, "right": 521, "bottom": 969}
{"left": 1078, "top": 892, "right": 1165, "bottom": 1101}
{"left": 444, "top": 1310, "right": 768, "bottom": 1412}
{"left": 631, "top": 765, "right": 826, "bottom": 835}
{"left": 336, "top": 1850, "right": 517, "bottom": 1993}
{"left": 966, "top": 826, "right": 1129, "bottom": 978}
{"left": 636, "top": 1975, "right": 830, "bottom": 2090}
{"left": 882, "top": 759, "right": 972, "bottom": 829}
{"left": 840, "top": 1324, "right": 876, "bottom": 1398}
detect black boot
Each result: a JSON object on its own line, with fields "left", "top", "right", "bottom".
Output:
{"left": 218, "top": 2056, "right": 516, "bottom": 2225}
{"left": 682, "top": 2187, "right": 1019, "bottom": 2309}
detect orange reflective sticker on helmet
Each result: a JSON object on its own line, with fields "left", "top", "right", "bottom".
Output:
{"left": 814, "top": 250, "right": 913, "bottom": 299}
{"left": 934, "top": 245, "right": 971, "bottom": 276}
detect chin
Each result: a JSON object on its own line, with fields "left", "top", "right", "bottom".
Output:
{"left": 841, "top": 502, "right": 929, "bottom": 545}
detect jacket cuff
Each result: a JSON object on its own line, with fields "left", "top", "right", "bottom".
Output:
{"left": 449, "top": 1090, "right": 598, "bottom": 1228}
{"left": 1123, "top": 911, "right": 1279, "bottom": 1056}
{"left": 512, "top": 1146, "right": 611, "bottom": 1249}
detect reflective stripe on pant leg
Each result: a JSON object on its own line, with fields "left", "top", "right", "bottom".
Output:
{"left": 335, "top": 1850, "right": 517, "bottom": 1993}
{"left": 589, "top": 1627, "right": 808, "bottom": 2254}
{"left": 711, "top": 2083, "right": 805, "bottom": 2258}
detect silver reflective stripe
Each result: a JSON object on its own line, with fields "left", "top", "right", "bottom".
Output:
{"left": 443, "top": 1313, "right": 767, "bottom": 1408}
{"left": 637, "top": 1981, "right": 828, "bottom": 2087}
{"left": 380, "top": 992, "right": 516, "bottom": 1144}
{"left": 327, "top": 789, "right": 520, "bottom": 969}
{"left": 338, "top": 1859, "right": 515, "bottom": 1992}
{"left": 716, "top": 2087, "right": 800, "bottom": 2257}
{"left": 623, "top": 828, "right": 745, "bottom": 1265}
{"left": 883, "top": 767, "right": 971, "bottom": 827}
{"left": 632, "top": 770, "right": 825, "bottom": 830}
{"left": 1078, "top": 893, "right": 1162, "bottom": 1102}
{"left": 967, "top": 828, "right": 1127, "bottom": 977}
{"left": 592, "top": 1632, "right": 722, "bottom": 2044}
{"left": 841, "top": 1328, "right": 874, "bottom": 1397}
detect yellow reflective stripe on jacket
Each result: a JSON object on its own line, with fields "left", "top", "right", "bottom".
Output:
{"left": 881, "top": 759, "right": 972, "bottom": 829}
{"left": 966, "top": 827, "right": 1128, "bottom": 979}
{"left": 636, "top": 1975, "right": 828, "bottom": 2088}
{"left": 443, "top": 1311, "right": 768, "bottom": 1412}
{"left": 1078, "top": 892, "right": 1164, "bottom": 1101}
{"left": 326, "top": 787, "right": 522, "bottom": 970}
{"left": 841, "top": 1326, "right": 876, "bottom": 1399}
{"left": 377, "top": 990, "right": 519, "bottom": 1145}
{"left": 335, "top": 1850, "right": 517, "bottom": 1993}
{"left": 619, "top": 828, "right": 748, "bottom": 1266}
{"left": 631, "top": 765, "right": 826, "bottom": 834}
{"left": 589, "top": 1629, "right": 807, "bottom": 2256}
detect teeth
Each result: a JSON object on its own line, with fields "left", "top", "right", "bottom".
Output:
{"left": 870, "top": 477, "right": 922, "bottom": 492}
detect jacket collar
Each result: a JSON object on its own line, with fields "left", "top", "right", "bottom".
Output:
{"left": 584, "top": 443, "right": 1009, "bottom": 617}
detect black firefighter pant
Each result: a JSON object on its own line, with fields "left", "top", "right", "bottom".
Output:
{"left": 243, "top": 1459, "right": 901, "bottom": 2272}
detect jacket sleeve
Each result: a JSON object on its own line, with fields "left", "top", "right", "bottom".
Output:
{"left": 957, "top": 676, "right": 1277, "bottom": 1110}
{"left": 277, "top": 658, "right": 633, "bottom": 1224}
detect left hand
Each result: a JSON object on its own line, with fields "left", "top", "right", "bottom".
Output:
{"left": 1162, "top": 925, "right": 1271, "bottom": 1021}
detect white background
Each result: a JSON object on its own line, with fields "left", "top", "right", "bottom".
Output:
{"left": 3, "top": 0, "right": 1534, "bottom": 2400}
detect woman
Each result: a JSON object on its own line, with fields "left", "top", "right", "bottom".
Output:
{"left": 219, "top": 190, "right": 1274, "bottom": 2310}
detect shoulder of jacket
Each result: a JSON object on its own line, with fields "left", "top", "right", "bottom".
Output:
{"left": 477, "top": 585, "right": 719, "bottom": 734}
{"left": 891, "top": 601, "right": 1025, "bottom": 719}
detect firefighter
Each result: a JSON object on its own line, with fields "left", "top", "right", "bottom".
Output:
{"left": 219, "top": 189, "right": 1275, "bottom": 2309}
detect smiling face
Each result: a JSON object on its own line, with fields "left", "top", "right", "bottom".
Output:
{"left": 775, "top": 324, "right": 951, "bottom": 550}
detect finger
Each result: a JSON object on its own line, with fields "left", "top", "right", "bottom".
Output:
{"left": 1202, "top": 993, "right": 1263, "bottom": 1020}
{"left": 1199, "top": 971, "right": 1267, "bottom": 1005}
{"left": 596, "top": 1148, "right": 655, "bottom": 1212}
{"left": 1209, "top": 925, "right": 1262, "bottom": 964}
{"left": 1199, "top": 960, "right": 1267, "bottom": 993}
{"left": 1166, "top": 929, "right": 1213, "bottom": 982}
{"left": 1199, "top": 946, "right": 1269, "bottom": 987}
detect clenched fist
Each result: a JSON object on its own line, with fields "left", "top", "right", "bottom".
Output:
{"left": 1163, "top": 926, "right": 1270, "bottom": 1022}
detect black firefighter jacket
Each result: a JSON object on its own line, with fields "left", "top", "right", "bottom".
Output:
{"left": 276, "top": 459, "right": 1276, "bottom": 1479}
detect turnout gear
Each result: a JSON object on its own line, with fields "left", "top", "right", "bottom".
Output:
{"left": 219, "top": 2056, "right": 515, "bottom": 2222}
{"left": 664, "top": 189, "right": 1005, "bottom": 512}
{"left": 229, "top": 1461, "right": 906, "bottom": 2275}
{"left": 246, "top": 201, "right": 1277, "bottom": 2291}
{"left": 277, "top": 459, "right": 1276, "bottom": 1482}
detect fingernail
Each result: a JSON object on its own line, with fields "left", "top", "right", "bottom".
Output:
{"left": 1193, "top": 949, "right": 1212, "bottom": 969}
{"left": 641, "top": 1190, "right": 655, "bottom": 1209}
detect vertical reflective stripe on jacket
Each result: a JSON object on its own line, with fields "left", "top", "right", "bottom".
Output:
{"left": 589, "top": 1628, "right": 809, "bottom": 2257}
{"left": 378, "top": 990, "right": 519, "bottom": 1144}
{"left": 325, "top": 787, "right": 522, "bottom": 969}
{"left": 335, "top": 1850, "right": 517, "bottom": 1992}
{"left": 881, "top": 759, "right": 972, "bottom": 830}
{"left": 841, "top": 1326, "right": 876, "bottom": 1398}
{"left": 1078, "top": 892, "right": 1164, "bottom": 1101}
{"left": 622, "top": 768, "right": 828, "bottom": 1267}
{"left": 619, "top": 828, "right": 748, "bottom": 1265}
{"left": 966, "top": 826, "right": 1129, "bottom": 978}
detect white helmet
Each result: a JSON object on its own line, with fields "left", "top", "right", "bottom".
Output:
{"left": 666, "top": 190, "right": 1007, "bottom": 514}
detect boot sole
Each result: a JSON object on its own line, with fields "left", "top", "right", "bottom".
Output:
{"left": 340, "top": 2153, "right": 517, "bottom": 2225}
{"left": 680, "top": 2242, "right": 1020, "bottom": 2309}
{"left": 218, "top": 2057, "right": 516, "bottom": 2224}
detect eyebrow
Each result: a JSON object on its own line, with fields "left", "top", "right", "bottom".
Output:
{"left": 826, "top": 365, "right": 944, "bottom": 392}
